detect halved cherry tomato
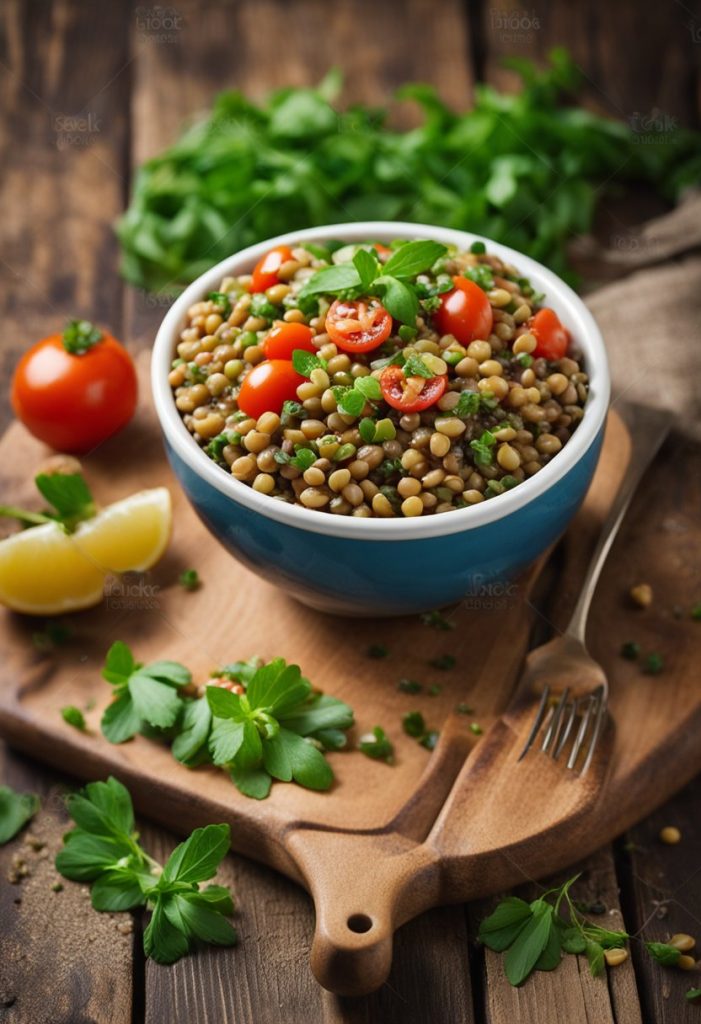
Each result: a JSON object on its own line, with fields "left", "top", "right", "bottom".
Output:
{"left": 262, "top": 322, "right": 317, "bottom": 361}
{"left": 11, "top": 320, "right": 137, "bottom": 454}
{"left": 380, "top": 365, "right": 448, "bottom": 412}
{"left": 434, "top": 276, "right": 493, "bottom": 345}
{"left": 326, "top": 299, "right": 392, "bottom": 354}
{"left": 373, "top": 243, "right": 392, "bottom": 260}
{"left": 249, "top": 245, "right": 293, "bottom": 293}
{"left": 529, "top": 308, "right": 569, "bottom": 360}
{"left": 237, "top": 359, "right": 305, "bottom": 419}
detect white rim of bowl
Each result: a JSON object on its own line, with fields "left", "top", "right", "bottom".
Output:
{"left": 152, "top": 222, "right": 610, "bottom": 541}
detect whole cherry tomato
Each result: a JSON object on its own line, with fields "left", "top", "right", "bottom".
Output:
{"left": 380, "top": 365, "right": 448, "bottom": 412}
{"left": 249, "top": 245, "right": 293, "bottom": 293}
{"left": 529, "top": 308, "right": 570, "bottom": 360}
{"left": 262, "top": 322, "right": 317, "bottom": 361}
{"left": 434, "top": 276, "right": 494, "bottom": 345}
{"left": 237, "top": 359, "right": 305, "bottom": 419}
{"left": 325, "top": 299, "right": 393, "bottom": 354}
{"left": 11, "top": 319, "right": 137, "bottom": 454}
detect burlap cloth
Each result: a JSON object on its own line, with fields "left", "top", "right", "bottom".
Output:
{"left": 573, "top": 191, "right": 701, "bottom": 436}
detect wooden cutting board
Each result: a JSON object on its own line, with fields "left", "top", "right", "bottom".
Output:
{"left": 1, "top": 368, "right": 699, "bottom": 995}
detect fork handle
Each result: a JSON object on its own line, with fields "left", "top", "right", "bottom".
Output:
{"left": 566, "top": 404, "right": 670, "bottom": 644}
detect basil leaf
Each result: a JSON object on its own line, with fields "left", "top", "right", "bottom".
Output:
{"left": 353, "top": 247, "right": 379, "bottom": 289}
{"left": 169, "top": 892, "right": 237, "bottom": 946}
{"left": 382, "top": 240, "right": 447, "bottom": 279}
{"left": 298, "top": 264, "right": 361, "bottom": 298}
{"left": 55, "top": 833, "right": 135, "bottom": 881}
{"left": 534, "top": 918, "right": 562, "bottom": 971}
{"left": 34, "top": 472, "right": 95, "bottom": 530}
{"left": 478, "top": 896, "right": 532, "bottom": 952}
{"left": 0, "top": 786, "right": 40, "bottom": 844}
{"left": 375, "top": 275, "right": 418, "bottom": 325}
{"left": 91, "top": 869, "right": 146, "bottom": 912}
{"left": 504, "top": 900, "right": 554, "bottom": 986}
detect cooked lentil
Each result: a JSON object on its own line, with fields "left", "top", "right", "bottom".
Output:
{"left": 170, "top": 239, "right": 589, "bottom": 517}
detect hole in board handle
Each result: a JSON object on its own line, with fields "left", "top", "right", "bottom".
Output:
{"left": 347, "top": 913, "right": 373, "bottom": 934}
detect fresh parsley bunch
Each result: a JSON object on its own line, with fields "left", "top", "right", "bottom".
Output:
{"left": 203, "top": 657, "right": 354, "bottom": 799}
{"left": 479, "top": 875, "right": 629, "bottom": 985}
{"left": 55, "top": 776, "right": 236, "bottom": 964}
{"left": 297, "top": 239, "right": 447, "bottom": 326}
{"left": 101, "top": 641, "right": 192, "bottom": 743}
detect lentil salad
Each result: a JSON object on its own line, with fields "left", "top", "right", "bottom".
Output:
{"left": 168, "top": 238, "right": 589, "bottom": 519}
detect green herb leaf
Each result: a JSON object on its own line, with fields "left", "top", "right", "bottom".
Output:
{"left": 207, "top": 291, "right": 232, "bottom": 317}
{"left": 0, "top": 786, "right": 40, "bottom": 844}
{"left": 353, "top": 247, "right": 380, "bottom": 289}
{"left": 504, "top": 900, "right": 554, "bottom": 986}
{"left": 585, "top": 939, "right": 605, "bottom": 977}
{"left": 229, "top": 765, "right": 272, "bottom": 800}
{"left": 382, "top": 240, "right": 447, "bottom": 279}
{"left": 478, "top": 896, "right": 532, "bottom": 952}
{"left": 359, "top": 726, "right": 394, "bottom": 764}
{"left": 101, "top": 690, "right": 144, "bottom": 743}
{"left": 35, "top": 472, "right": 96, "bottom": 530}
{"left": 470, "top": 430, "right": 497, "bottom": 466}
{"left": 402, "top": 711, "right": 426, "bottom": 738}
{"left": 144, "top": 900, "right": 191, "bottom": 964}
{"left": 263, "top": 728, "right": 334, "bottom": 790}
{"left": 292, "top": 349, "right": 327, "bottom": 378}
{"left": 353, "top": 375, "right": 382, "bottom": 401}
{"left": 686, "top": 988, "right": 701, "bottom": 1004}
{"left": 298, "top": 264, "right": 361, "bottom": 298}
{"left": 454, "top": 391, "right": 481, "bottom": 418}
{"left": 90, "top": 870, "right": 147, "bottom": 912}
{"left": 645, "top": 941, "right": 682, "bottom": 967}
{"left": 179, "top": 569, "right": 200, "bottom": 591}
{"left": 102, "top": 641, "right": 137, "bottom": 684}
{"left": 375, "top": 275, "right": 419, "bottom": 325}
{"left": 332, "top": 386, "right": 366, "bottom": 418}
{"left": 172, "top": 698, "right": 213, "bottom": 766}
{"left": 162, "top": 824, "right": 230, "bottom": 884}
{"left": 429, "top": 654, "right": 456, "bottom": 671}
{"left": 61, "top": 705, "right": 87, "bottom": 731}
{"left": 560, "top": 926, "right": 587, "bottom": 954}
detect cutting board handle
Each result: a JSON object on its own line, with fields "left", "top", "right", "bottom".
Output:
{"left": 285, "top": 828, "right": 441, "bottom": 996}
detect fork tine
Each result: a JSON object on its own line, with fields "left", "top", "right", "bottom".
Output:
{"left": 553, "top": 698, "right": 579, "bottom": 760}
{"left": 579, "top": 686, "right": 608, "bottom": 776}
{"left": 517, "top": 685, "right": 551, "bottom": 761}
{"left": 567, "top": 689, "right": 599, "bottom": 770}
{"left": 541, "top": 688, "right": 570, "bottom": 754}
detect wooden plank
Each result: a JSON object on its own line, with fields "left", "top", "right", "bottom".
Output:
{"left": 0, "top": 2, "right": 135, "bottom": 1021}
{"left": 621, "top": 777, "right": 701, "bottom": 1024}
{"left": 0, "top": 746, "right": 134, "bottom": 1023}
{"left": 469, "top": 847, "right": 642, "bottom": 1024}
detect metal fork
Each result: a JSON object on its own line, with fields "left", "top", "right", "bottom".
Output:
{"left": 517, "top": 405, "right": 670, "bottom": 774}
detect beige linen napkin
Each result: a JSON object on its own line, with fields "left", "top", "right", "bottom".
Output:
{"left": 574, "top": 192, "right": 701, "bottom": 436}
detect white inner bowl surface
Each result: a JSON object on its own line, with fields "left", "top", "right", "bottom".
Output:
{"left": 152, "top": 222, "right": 610, "bottom": 541}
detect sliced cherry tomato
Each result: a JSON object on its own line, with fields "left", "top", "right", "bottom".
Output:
{"left": 434, "top": 276, "right": 493, "bottom": 345}
{"left": 528, "top": 308, "right": 570, "bottom": 360}
{"left": 326, "top": 299, "right": 392, "bottom": 354}
{"left": 380, "top": 365, "right": 448, "bottom": 413}
{"left": 249, "top": 245, "right": 293, "bottom": 293}
{"left": 262, "top": 322, "right": 317, "bottom": 361}
{"left": 11, "top": 320, "right": 137, "bottom": 454}
{"left": 237, "top": 359, "right": 305, "bottom": 419}
{"left": 373, "top": 243, "right": 392, "bottom": 260}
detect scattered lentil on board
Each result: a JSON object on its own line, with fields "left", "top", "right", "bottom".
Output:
{"left": 169, "top": 239, "right": 588, "bottom": 517}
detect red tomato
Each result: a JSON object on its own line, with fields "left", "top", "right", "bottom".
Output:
{"left": 529, "top": 308, "right": 570, "bottom": 360}
{"left": 11, "top": 322, "right": 137, "bottom": 454}
{"left": 249, "top": 245, "right": 293, "bottom": 293}
{"left": 262, "top": 322, "right": 317, "bottom": 361}
{"left": 380, "top": 366, "right": 448, "bottom": 412}
{"left": 434, "top": 276, "right": 494, "bottom": 345}
{"left": 237, "top": 359, "right": 305, "bottom": 419}
{"left": 373, "top": 243, "right": 392, "bottom": 260}
{"left": 326, "top": 299, "right": 392, "bottom": 354}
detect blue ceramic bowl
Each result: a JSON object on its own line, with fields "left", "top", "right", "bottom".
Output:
{"left": 152, "top": 223, "right": 609, "bottom": 616}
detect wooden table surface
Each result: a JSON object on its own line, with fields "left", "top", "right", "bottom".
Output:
{"left": 0, "top": 2, "right": 699, "bottom": 1022}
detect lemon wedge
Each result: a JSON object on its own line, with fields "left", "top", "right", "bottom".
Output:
{"left": 0, "top": 487, "right": 172, "bottom": 614}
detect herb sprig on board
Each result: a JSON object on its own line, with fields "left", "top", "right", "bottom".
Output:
{"left": 0, "top": 473, "right": 96, "bottom": 533}
{"left": 55, "top": 777, "right": 237, "bottom": 964}
{"left": 99, "top": 645, "right": 354, "bottom": 800}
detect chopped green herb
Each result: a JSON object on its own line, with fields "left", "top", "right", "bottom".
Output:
{"left": 292, "top": 349, "right": 327, "bottom": 378}
{"left": 645, "top": 941, "right": 681, "bottom": 967}
{"left": 179, "top": 569, "right": 200, "bottom": 591}
{"left": 249, "top": 293, "right": 280, "bottom": 319}
{"left": 686, "top": 988, "right": 701, "bottom": 1004}
{"left": 454, "top": 391, "right": 481, "bottom": 418}
{"left": 207, "top": 291, "right": 232, "bottom": 318}
{"left": 427, "top": 684, "right": 442, "bottom": 697}
{"left": 420, "top": 610, "right": 455, "bottom": 631}
{"left": 516, "top": 353, "right": 534, "bottom": 368}
{"left": 470, "top": 722, "right": 484, "bottom": 736}
{"left": 32, "top": 621, "right": 72, "bottom": 652}
{"left": 470, "top": 430, "right": 497, "bottom": 467}
{"left": 403, "top": 353, "right": 434, "bottom": 379}
{"left": 620, "top": 641, "right": 640, "bottom": 660}
{"left": 55, "top": 777, "right": 236, "bottom": 964}
{"left": 402, "top": 711, "right": 426, "bottom": 738}
{"left": 419, "top": 730, "right": 439, "bottom": 750}
{"left": 470, "top": 241, "right": 486, "bottom": 254}
{"left": 691, "top": 604, "right": 701, "bottom": 621}
{"left": 643, "top": 652, "right": 664, "bottom": 675}
{"left": 359, "top": 727, "right": 394, "bottom": 764}
{"left": 367, "top": 644, "right": 388, "bottom": 659}
{"left": 281, "top": 399, "right": 305, "bottom": 425}
{"left": 429, "top": 654, "right": 456, "bottom": 671}
{"left": 398, "top": 678, "right": 422, "bottom": 694}
{"left": 464, "top": 264, "right": 495, "bottom": 291}
{"left": 0, "top": 785, "right": 40, "bottom": 844}
{"left": 455, "top": 703, "right": 474, "bottom": 715}
{"left": 61, "top": 706, "right": 87, "bottom": 731}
